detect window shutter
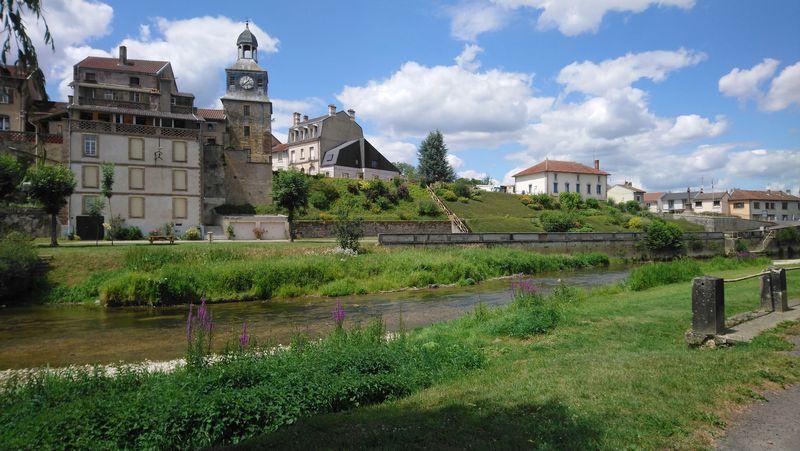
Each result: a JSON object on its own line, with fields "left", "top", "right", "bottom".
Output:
{"left": 129, "top": 197, "right": 145, "bottom": 218}
{"left": 172, "top": 141, "right": 187, "bottom": 162}
{"left": 173, "top": 170, "right": 187, "bottom": 191}
{"left": 82, "top": 165, "right": 99, "bottom": 188}
{"left": 129, "top": 138, "right": 144, "bottom": 160}
{"left": 129, "top": 167, "right": 144, "bottom": 189}
{"left": 173, "top": 198, "right": 187, "bottom": 219}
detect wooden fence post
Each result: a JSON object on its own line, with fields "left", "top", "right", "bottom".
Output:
{"left": 692, "top": 276, "right": 725, "bottom": 335}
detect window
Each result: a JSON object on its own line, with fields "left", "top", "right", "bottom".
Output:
{"left": 228, "top": 75, "right": 235, "bottom": 86}
{"left": 83, "top": 135, "right": 98, "bottom": 157}
{"left": 243, "top": 105, "right": 250, "bottom": 117}
{"left": 0, "top": 115, "right": 9, "bottom": 131}
{"left": 130, "top": 92, "right": 141, "bottom": 103}
{"left": 753, "top": 202, "right": 760, "bottom": 209}
{"left": 172, "top": 141, "right": 187, "bottom": 162}
{"left": 277, "top": 153, "right": 283, "bottom": 162}
{"left": 713, "top": 200, "right": 721, "bottom": 207}
{"left": 553, "top": 182, "right": 558, "bottom": 193}
{"left": 114, "top": 114, "right": 123, "bottom": 124}
{"left": 596, "top": 185, "right": 601, "bottom": 195}
{"left": 768, "top": 202, "right": 776, "bottom": 210}
{"left": 300, "top": 148, "right": 305, "bottom": 159}
{"left": 172, "top": 169, "right": 187, "bottom": 191}
{"left": 257, "top": 78, "right": 263, "bottom": 89}
{"left": 243, "top": 126, "right": 250, "bottom": 137}
{"left": 325, "top": 152, "right": 334, "bottom": 162}
{"left": 82, "top": 165, "right": 99, "bottom": 188}
{"left": 576, "top": 184, "right": 580, "bottom": 193}
{"left": 103, "top": 90, "right": 113, "bottom": 100}
{"left": 291, "top": 151, "right": 295, "bottom": 162}
{"left": 170, "top": 97, "right": 177, "bottom": 106}
{"left": 82, "top": 195, "right": 99, "bottom": 214}
{"left": 554, "top": 173, "right": 558, "bottom": 181}
{"left": 84, "top": 72, "right": 96, "bottom": 82}
{"left": 371, "top": 160, "right": 378, "bottom": 169}
{"left": 565, "top": 183, "right": 570, "bottom": 192}
{"left": 128, "top": 138, "right": 144, "bottom": 160}
{"left": 129, "top": 77, "right": 140, "bottom": 86}
{"left": 528, "top": 184, "right": 532, "bottom": 194}
{"left": 129, "top": 167, "right": 144, "bottom": 190}
{"left": 694, "top": 201, "right": 702, "bottom": 207}
{"left": 782, "top": 202, "right": 788, "bottom": 210}
{"left": 310, "top": 146, "right": 315, "bottom": 159}
{"left": 129, "top": 197, "right": 145, "bottom": 218}
{"left": 733, "top": 202, "right": 744, "bottom": 209}
{"left": 344, "top": 173, "right": 351, "bottom": 179}
{"left": 587, "top": 184, "right": 591, "bottom": 194}
{"left": 0, "top": 87, "right": 10, "bottom": 104}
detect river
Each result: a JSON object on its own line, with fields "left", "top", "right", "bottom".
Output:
{"left": 0, "top": 267, "right": 630, "bottom": 369}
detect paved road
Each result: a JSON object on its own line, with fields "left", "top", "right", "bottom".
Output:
{"left": 718, "top": 335, "right": 800, "bottom": 451}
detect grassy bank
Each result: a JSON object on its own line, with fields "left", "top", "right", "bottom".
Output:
{"left": 43, "top": 244, "right": 609, "bottom": 306}
{"left": 247, "top": 257, "right": 799, "bottom": 449}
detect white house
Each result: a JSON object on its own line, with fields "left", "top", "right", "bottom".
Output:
{"left": 607, "top": 181, "right": 645, "bottom": 204}
{"left": 692, "top": 191, "right": 729, "bottom": 215}
{"left": 513, "top": 159, "right": 609, "bottom": 200}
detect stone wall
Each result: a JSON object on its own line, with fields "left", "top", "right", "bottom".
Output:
{"left": 0, "top": 207, "right": 56, "bottom": 237}
{"left": 378, "top": 231, "right": 725, "bottom": 258}
{"left": 294, "top": 220, "right": 452, "bottom": 238}
{"left": 670, "top": 214, "right": 772, "bottom": 232}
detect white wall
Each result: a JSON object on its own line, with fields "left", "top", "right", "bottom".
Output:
{"left": 513, "top": 173, "right": 546, "bottom": 195}
{"left": 222, "top": 215, "right": 289, "bottom": 240}
{"left": 514, "top": 172, "right": 608, "bottom": 200}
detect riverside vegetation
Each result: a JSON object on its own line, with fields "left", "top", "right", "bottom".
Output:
{"left": 41, "top": 245, "right": 609, "bottom": 306}
{"left": 0, "top": 255, "right": 793, "bottom": 449}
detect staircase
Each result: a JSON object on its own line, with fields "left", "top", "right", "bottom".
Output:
{"left": 751, "top": 230, "right": 775, "bottom": 254}
{"left": 426, "top": 185, "right": 470, "bottom": 234}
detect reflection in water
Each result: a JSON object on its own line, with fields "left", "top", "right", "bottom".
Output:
{"left": 0, "top": 268, "right": 629, "bottom": 369}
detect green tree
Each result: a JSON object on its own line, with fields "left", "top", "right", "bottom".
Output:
{"left": 1, "top": 0, "right": 53, "bottom": 95}
{"left": 644, "top": 220, "right": 684, "bottom": 253}
{"left": 332, "top": 199, "right": 363, "bottom": 253}
{"left": 394, "top": 162, "right": 417, "bottom": 180}
{"left": 26, "top": 164, "right": 75, "bottom": 247}
{"left": 100, "top": 162, "right": 115, "bottom": 243}
{"left": 273, "top": 170, "right": 309, "bottom": 242}
{"left": 0, "top": 154, "right": 25, "bottom": 201}
{"left": 417, "top": 130, "right": 455, "bottom": 186}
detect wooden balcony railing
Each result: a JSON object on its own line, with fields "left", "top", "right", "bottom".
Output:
{"left": 0, "top": 130, "right": 63, "bottom": 144}
{"left": 80, "top": 97, "right": 150, "bottom": 110}
{"left": 170, "top": 105, "right": 194, "bottom": 115}
{"left": 70, "top": 119, "right": 200, "bottom": 140}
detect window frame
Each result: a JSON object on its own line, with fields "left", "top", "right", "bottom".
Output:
{"left": 172, "top": 197, "right": 188, "bottom": 219}
{"left": 82, "top": 165, "right": 100, "bottom": 188}
{"left": 172, "top": 140, "right": 188, "bottom": 163}
{"left": 81, "top": 195, "right": 99, "bottom": 214}
{"left": 128, "top": 167, "right": 145, "bottom": 190}
{"left": 243, "top": 125, "right": 250, "bottom": 137}
{"left": 0, "top": 114, "right": 9, "bottom": 130}
{"left": 128, "top": 137, "right": 145, "bottom": 161}
{"left": 82, "top": 134, "right": 98, "bottom": 158}
{"left": 172, "top": 169, "right": 188, "bottom": 191}
{"left": 129, "top": 196, "right": 145, "bottom": 219}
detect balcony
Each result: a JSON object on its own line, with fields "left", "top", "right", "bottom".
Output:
{"left": 80, "top": 97, "right": 150, "bottom": 110}
{"left": 0, "top": 130, "right": 63, "bottom": 144}
{"left": 171, "top": 105, "right": 194, "bottom": 115}
{"left": 70, "top": 119, "right": 200, "bottom": 140}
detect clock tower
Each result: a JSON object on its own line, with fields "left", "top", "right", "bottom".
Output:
{"left": 221, "top": 23, "right": 273, "bottom": 163}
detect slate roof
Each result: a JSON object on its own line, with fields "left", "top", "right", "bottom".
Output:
{"left": 729, "top": 189, "right": 800, "bottom": 201}
{"left": 513, "top": 159, "right": 609, "bottom": 177}
{"left": 694, "top": 192, "right": 728, "bottom": 201}
{"left": 77, "top": 56, "right": 169, "bottom": 75}
{"left": 320, "top": 138, "right": 399, "bottom": 173}
{"left": 197, "top": 108, "right": 225, "bottom": 121}
{"left": 661, "top": 191, "right": 700, "bottom": 201}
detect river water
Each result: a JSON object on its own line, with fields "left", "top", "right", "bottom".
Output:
{"left": 0, "top": 268, "right": 630, "bottom": 369}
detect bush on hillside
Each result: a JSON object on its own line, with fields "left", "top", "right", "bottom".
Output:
{"left": 644, "top": 220, "right": 684, "bottom": 253}
{"left": 441, "top": 190, "right": 458, "bottom": 201}
{"left": 396, "top": 183, "right": 411, "bottom": 201}
{"left": 417, "top": 200, "right": 439, "bottom": 217}
{"left": 0, "top": 232, "right": 39, "bottom": 303}
{"left": 540, "top": 211, "right": 580, "bottom": 232}
{"left": 309, "top": 180, "right": 340, "bottom": 210}
{"left": 585, "top": 198, "right": 600, "bottom": 209}
{"left": 452, "top": 180, "right": 472, "bottom": 199}
{"left": 776, "top": 227, "right": 799, "bottom": 245}
{"left": 559, "top": 192, "right": 583, "bottom": 210}
{"left": 626, "top": 216, "right": 645, "bottom": 231}
{"left": 620, "top": 200, "right": 642, "bottom": 214}
{"left": 363, "top": 180, "right": 389, "bottom": 202}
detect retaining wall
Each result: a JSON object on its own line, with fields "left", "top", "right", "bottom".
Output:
{"left": 670, "top": 214, "right": 772, "bottom": 232}
{"left": 378, "top": 231, "right": 725, "bottom": 258}
{"left": 294, "top": 220, "right": 452, "bottom": 238}
{"left": 0, "top": 207, "right": 56, "bottom": 237}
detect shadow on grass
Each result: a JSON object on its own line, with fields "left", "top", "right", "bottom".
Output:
{"left": 233, "top": 399, "right": 600, "bottom": 450}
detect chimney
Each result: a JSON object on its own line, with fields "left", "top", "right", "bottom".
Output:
{"left": 328, "top": 104, "right": 336, "bottom": 116}
{"left": 292, "top": 112, "right": 300, "bottom": 125}
{"left": 119, "top": 46, "right": 128, "bottom": 65}
{"left": 347, "top": 108, "right": 356, "bottom": 121}
{"left": 303, "top": 114, "right": 309, "bottom": 122}
{"left": 594, "top": 159, "right": 600, "bottom": 170}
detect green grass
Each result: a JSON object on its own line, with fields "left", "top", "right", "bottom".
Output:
{"left": 246, "top": 262, "right": 800, "bottom": 449}
{"left": 43, "top": 245, "right": 609, "bottom": 306}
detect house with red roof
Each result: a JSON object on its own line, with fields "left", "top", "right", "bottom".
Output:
{"left": 728, "top": 189, "right": 800, "bottom": 222}
{"left": 512, "top": 159, "right": 610, "bottom": 200}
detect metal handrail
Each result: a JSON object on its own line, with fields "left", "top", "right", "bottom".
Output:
{"left": 724, "top": 266, "right": 800, "bottom": 283}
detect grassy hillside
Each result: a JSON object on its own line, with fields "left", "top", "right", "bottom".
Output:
{"left": 443, "top": 189, "right": 704, "bottom": 233}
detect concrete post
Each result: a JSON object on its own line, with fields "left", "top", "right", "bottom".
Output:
{"left": 770, "top": 267, "right": 788, "bottom": 312}
{"left": 692, "top": 276, "right": 725, "bottom": 335}
{"left": 760, "top": 272, "right": 773, "bottom": 311}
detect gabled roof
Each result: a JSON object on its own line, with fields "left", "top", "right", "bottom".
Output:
{"left": 643, "top": 192, "right": 664, "bottom": 202}
{"left": 611, "top": 183, "right": 645, "bottom": 193}
{"left": 513, "top": 159, "right": 609, "bottom": 177}
{"left": 695, "top": 192, "right": 728, "bottom": 201}
{"left": 197, "top": 108, "right": 225, "bottom": 121}
{"left": 661, "top": 191, "right": 700, "bottom": 201}
{"left": 77, "top": 56, "right": 169, "bottom": 75}
{"left": 729, "top": 189, "right": 800, "bottom": 201}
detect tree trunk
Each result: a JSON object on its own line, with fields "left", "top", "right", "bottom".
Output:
{"left": 50, "top": 213, "right": 58, "bottom": 247}
{"left": 288, "top": 211, "right": 294, "bottom": 242}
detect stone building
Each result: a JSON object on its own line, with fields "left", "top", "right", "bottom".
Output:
{"left": 199, "top": 25, "right": 274, "bottom": 223}
{"left": 66, "top": 46, "right": 203, "bottom": 235}
{"left": 271, "top": 104, "right": 399, "bottom": 180}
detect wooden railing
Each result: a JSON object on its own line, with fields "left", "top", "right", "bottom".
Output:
{"left": 0, "top": 130, "right": 63, "bottom": 144}
{"left": 426, "top": 184, "right": 470, "bottom": 234}
{"left": 70, "top": 119, "right": 199, "bottom": 139}
{"left": 80, "top": 97, "right": 149, "bottom": 110}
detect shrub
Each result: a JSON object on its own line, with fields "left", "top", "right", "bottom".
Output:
{"left": 309, "top": 181, "right": 340, "bottom": 210}
{"left": 375, "top": 196, "right": 392, "bottom": 211}
{"left": 734, "top": 239, "right": 748, "bottom": 253}
{"left": 0, "top": 232, "right": 39, "bottom": 303}
{"left": 540, "top": 211, "right": 580, "bottom": 232}
{"left": 585, "top": 198, "right": 600, "bottom": 209}
{"left": 346, "top": 181, "right": 360, "bottom": 194}
{"left": 776, "top": 227, "right": 799, "bottom": 245}
{"left": 396, "top": 183, "right": 411, "bottom": 201}
{"left": 558, "top": 192, "right": 583, "bottom": 210}
{"left": 621, "top": 200, "right": 642, "bottom": 214}
{"left": 182, "top": 227, "right": 201, "bottom": 241}
{"left": 319, "top": 211, "right": 334, "bottom": 221}
{"left": 309, "top": 191, "right": 331, "bottom": 210}
{"left": 214, "top": 204, "right": 256, "bottom": 215}
{"left": 0, "top": 154, "right": 25, "bottom": 201}
{"left": 627, "top": 259, "right": 702, "bottom": 291}
{"left": 441, "top": 189, "right": 458, "bottom": 201}
{"left": 417, "top": 200, "right": 439, "bottom": 217}
{"left": 452, "top": 181, "right": 472, "bottom": 199}
{"left": 485, "top": 279, "right": 574, "bottom": 338}
{"left": 458, "top": 196, "right": 470, "bottom": 203}
{"left": 333, "top": 207, "right": 363, "bottom": 253}
{"left": 252, "top": 228, "right": 264, "bottom": 240}
{"left": 643, "top": 220, "right": 684, "bottom": 252}
{"left": 225, "top": 224, "right": 235, "bottom": 240}
{"left": 363, "top": 180, "right": 389, "bottom": 202}
{"left": 626, "top": 216, "right": 645, "bottom": 231}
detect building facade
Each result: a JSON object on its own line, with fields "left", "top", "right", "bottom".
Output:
{"left": 607, "top": 181, "right": 645, "bottom": 204}
{"left": 728, "top": 189, "right": 800, "bottom": 222}
{"left": 66, "top": 46, "right": 203, "bottom": 235}
{"left": 658, "top": 190, "right": 699, "bottom": 213}
{"left": 512, "top": 159, "right": 609, "bottom": 200}
{"left": 692, "top": 191, "right": 729, "bottom": 215}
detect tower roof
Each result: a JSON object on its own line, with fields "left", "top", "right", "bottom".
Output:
{"left": 237, "top": 24, "right": 258, "bottom": 47}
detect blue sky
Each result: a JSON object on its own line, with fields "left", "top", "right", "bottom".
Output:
{"left": 30, "top": 0, "right": 800, "bottom": 192}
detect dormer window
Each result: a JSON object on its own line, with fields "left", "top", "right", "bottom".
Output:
{"left": 129, "top": 76, "right": 140, "bottom": 86}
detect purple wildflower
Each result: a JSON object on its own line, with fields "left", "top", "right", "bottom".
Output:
{"left": 332, "top": 302, "right": 346, "bottom": 327}
{"left": 510, "top": 276, "right": 540, "bottom": 297}
{"left": 239, "top": 321, "right": 250, "bottom": 348}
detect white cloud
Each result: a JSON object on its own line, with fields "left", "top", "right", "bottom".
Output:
{"left": 718, "top": 58, "right": 779, "bottom": 102}
{"left": 557, "top": 49, "right": 706, "bottom": 95}
{"left": 270, "top": 97, "right": 325, "bottom": 139}
{"left": 455, "top": 44, "right": 484, "bottom": 71}
{"left": 458, "top": 169, "right": 496, "bottom": 182}
{"left": 365, "top": 135, "right": 419, "bottom": 164}
{"left": 449, "top": 1, "right": 510, "bottom": 41}
{"left": 496, "top": 0, "right": 695, "bottom": 36}
{"left": 762, "top": 61, "right": 800, "bottom": 112}
{"left": 447, "top": 153, "right": 465, "bottom": 169}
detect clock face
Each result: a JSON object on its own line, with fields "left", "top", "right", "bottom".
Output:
{"left": 239, "top": 75, "right": 255, "bottom": 90}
